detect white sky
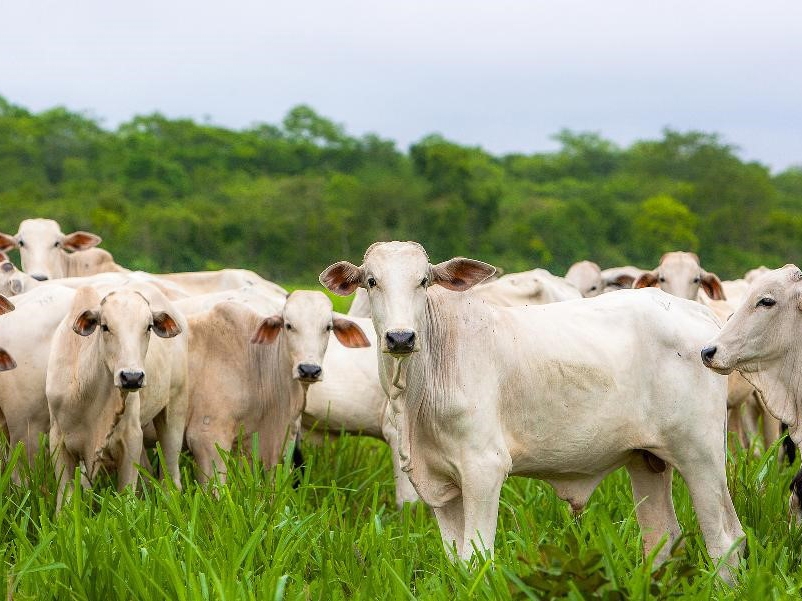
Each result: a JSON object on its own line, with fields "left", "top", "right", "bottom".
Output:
{"left": 0, "top": 0, "right": 800, "bottom": 171}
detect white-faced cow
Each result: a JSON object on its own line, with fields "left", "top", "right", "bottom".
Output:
{"left": 701, "top": 265, "right": 802, "bottom": 519}
{"left": 183, "top": 290, "right": 369, "bottom": 484}
{"left": 565, "top": 260, "right": 603, "bottom": 297}
{"left": 321, "top": 241, "right": 743, "bottom": 576}
{"left": 47, "top": 283, "right": 188, "bottom": 508}
{"left": 0, "top": 218, "right": 125, "bottom": 281}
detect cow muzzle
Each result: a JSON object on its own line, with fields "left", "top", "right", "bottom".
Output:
{"left": 700, "top": 345, "right": 733, "bottom": 374}
{"left": 296, "top": 362, "right": 323, "bottom": 383}
{"left": 117, "top": 369, "right": 146, "bottom": 390}
{"left": 384, "top": 329, "right": 416, "bottom": 355}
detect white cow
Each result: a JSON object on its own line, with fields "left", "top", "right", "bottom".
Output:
{"left": 183, "top": 290, "right": 369, "bottom": 483}
{"left": 0, "top": 286, "right": 78, "bottom": 471}
{"left": 321, "top": 241, "right": 743, "bottom": 574}
{"left": 47, "top": 283, "right": 188, "bottom": 508}
{"left": 600, "top": 266, "right": 645, "bottom": 293}
{"left": 304, "top": 313, "right": 419, "bottom": 507}
{"left": 154, "top": 269, "right": 288, "bottom": 298}
{"left": 0, "top": 218, "right": 126, "bottom": 280}
{"left": 472, "top": 268, "right": 581, "bottom": 306}
{"left": 0, "top": 294, "right": 14, "bottom": 371}
{"left": 701, "top": 265, "right": 802, "bottom": 517}
{"left": 565, "top": 261, "right": 603, "bottom": 297}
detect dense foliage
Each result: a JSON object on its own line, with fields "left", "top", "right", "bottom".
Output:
{"left": 1, "top": 96, "right": 800, "bottom": 280}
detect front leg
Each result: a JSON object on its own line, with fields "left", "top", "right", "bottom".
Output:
{"left": 459, "top": 467, "right": 506, "bottom": 560}
{"left": 116, "top": 423, "right": 144, "bottom": 492}
{"left": 50, "top": 422, "right": 78, "bottom": 512}
{"left": 433, "top": 495, "right": 465, "bottom": 559}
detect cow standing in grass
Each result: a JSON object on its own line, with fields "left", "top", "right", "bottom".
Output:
{"left": 321, "top": 241, "right": 743, "bottom": 576}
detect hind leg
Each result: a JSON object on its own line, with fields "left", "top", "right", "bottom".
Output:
{"left": 626, "top": 452, "right": 681, "bottom": 563}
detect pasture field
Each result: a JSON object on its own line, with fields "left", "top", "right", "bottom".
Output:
{"left": 0, "top": 427, "right": 800, "bottom": 599}
{"left": 1, "top": 286, "right": 800, "bottom": 600}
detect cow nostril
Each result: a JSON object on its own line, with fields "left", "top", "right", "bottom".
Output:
{"left": 385, "top": 330, "right": 416, "bottom": 353}
{"left": 700, "top": 346, "right": 717, "bottom": 364}
{"left": 297, "top": 363, "right": 322, "bottom": 379}
{"left": 119, "top": 370, "right": 145, "bottom": 389}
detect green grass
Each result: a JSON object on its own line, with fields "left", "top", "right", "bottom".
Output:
{"left": 1, "top": 435, "right": 802, "bottom": 600}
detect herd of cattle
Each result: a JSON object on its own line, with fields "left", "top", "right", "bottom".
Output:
{"left": 0, "top": 217, "right": 801, "bottom": 579}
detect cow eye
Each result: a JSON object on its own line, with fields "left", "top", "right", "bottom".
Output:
{"left": 420, "top": 277, "right": 428, "bottom": 287}
{"left": 692, "top": 277, "right": 700, "bottom": 284}
{"left": 285, "top": 323, "right": 292, "bottom": 330}
{"left": 589, "top": 286, "right": 597, "bottom": 292}
{"left": 658, "top": 276, "right": 665, "bottom": 283}
{"left": 326, "top": 324, "right": 333, "bottom": 331}
{"left": 17, "top": 240, "right": 24, "bottom": 248}
{"left": 756, "top": 297, "right": 776, "bottom": 308}
{"left": 54, "top": 241, "right": 61, "bottom": 248}
{"left": 367, "top": 277, "right": 377, "bottom": 288}
{"left": 101, "top": 324, "right": 109, "bottom": 332}
{"left": 146, "top": 324, "right": 153, "bottom": 332}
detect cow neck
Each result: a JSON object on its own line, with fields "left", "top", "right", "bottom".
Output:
{"left": 75, "top": 330, "right": 115, "bottom": 405}
{"left": 250, "top": 330, "right": 305, "bottom": 428}
{"left": 743, "top": 356, "right": 802, "bottom": 444}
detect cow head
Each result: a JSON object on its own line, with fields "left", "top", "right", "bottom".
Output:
{"left": 251, "top": 290, "right": 369, "bottom": 383}
{"left": 320, "top": 241, "right": 495, "bottom": 356}
{"left": 701, "top": 265, "right": 802, "bottom": 376}
{"left": 635, "top": 251, "right": 725, "bottom": 301}
{"left": 72, "top": 288, "right": 181, "bottom": 390}
{"left": 0, "top": 258, "right": 26, "bottom": 296}
{"left": 565, "top": 260, "right": 603, "bottom": 297}
{"left": 0, "top": 218, "right": 102, "bottom": 281}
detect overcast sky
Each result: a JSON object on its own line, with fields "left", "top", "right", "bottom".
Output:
{"left": 0, "top": 1, "right": 799, "bottom": 171}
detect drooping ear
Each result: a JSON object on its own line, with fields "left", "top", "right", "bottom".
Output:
{"left": 151, "top": 311, "right": 182, "bottom": 338}
{"left": 700, "top": 270, "right": 726, "bottom": 301}
{"left": 320, "top": 261, "right": 363, "bottom": 296}
{"left": 251, "top": 315, "right": 283, "bottom": 345}
{"left": 62, "top": 231, "right": 102, "bottom": 252}
{"left": 634, "top": 271, "right": 659, "bottom": 289}
{"left": 0, "top": 295, "right": 14, "bottom": 315}
{"left": 73, "top": 309, "right": 100, "bottom": 336}
{"left": 0, "top": 233, "right": 17, "bottom": 252}
{"left": 0, "top": 348, "right": 16, "bottom": 371}
{"left": 0, "top": 251, "right": 9, "bottom": 263}
{"left": 430, "top": 258, "right": 496, "bottom": 291}
{"left": 332, "top": 316, "right": 371, "bottom": 348}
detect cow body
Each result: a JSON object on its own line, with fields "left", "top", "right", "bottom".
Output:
{"left": 47, "top": 284, "right": 188, "bottom": 507}
{"left": 472, "top": 268, "right": 581, "bottom": 306}
{"left": 321, "top": 241, "right": 743, "bottom": 575}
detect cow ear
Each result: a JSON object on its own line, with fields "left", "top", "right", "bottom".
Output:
{"left": 431, "top": 258, "right": 496, "bottom": 291}
{"left": 0, "top": 233, "right": 17, "bottom": 252}
{"left": 73, "top": 310, "right": 100, "bottom": 336}
{"left": 0, "top": 295, "right": 14, "bottom": 315}
{"left": 610, "top": 273, "right": 637, "bottom": 289}
{"left": 634, "top": 271, "right": 659, "bottom": 289}
{"left": 9, "top": 279, "right": 23, "bottom": 295}
{"left": 251, "top": 315, "right": 283, "bottom": 345}
{"left": 700, "top": 270, "right": 726, "bottom": 301}
{"left": 320, "top": 262, "right": 363, "bottom": 296}
{"left": 62, "top": 231, "right": 102, "bottom": 252}
{"left": 0, "top": 348, "right": 16, "bottom": 371}
{"left": 1, "top": 259, "right": 14, "bottom": 273}
{"left": 151, "top": 311, "right": 182, "bottom": 338}
{"left": 332, "top": 317, "right": 371, "bottom": 348}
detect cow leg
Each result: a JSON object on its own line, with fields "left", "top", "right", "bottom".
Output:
{"left": 50, "top": 422, "right": 78, "bottom": 511}
{"left": 625, "top": 453, "right": 680, "bottom": 563}
{"left": 761, "top": 407, "right": 781, "bottom": 450}
{"left": 116, "top": 424, "right": 144, "bottom": 493}
{"left": 675, "top": 449, "right": 743, "bottom": 579}
{"left": 152, "top": 408, "right": 184, "bottom": 490}
{"left": 459, "top": 468, "right": 506, "bottom": 560}
{"left": 432, "top": 494, "right": 465, "bottom": 560}
{"left": 727, "top": 406, "right": 746, "bottom": 450}
{"left": 188, "top": 429, "right": 233, "bottom": 486}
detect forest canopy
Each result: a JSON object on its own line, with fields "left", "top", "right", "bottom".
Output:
{"left": 0, "top": 95, "right": 800, "bottom": 281}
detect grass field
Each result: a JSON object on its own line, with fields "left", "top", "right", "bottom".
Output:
{"left": 3, "top": 287, "right": 802, "bottom": 600}
{"left": 0, "top": 433, "right": 801, "bottom": 600}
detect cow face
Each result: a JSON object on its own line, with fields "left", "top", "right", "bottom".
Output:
{"left": 72, "top": 290, "right": 181, "bottom": 390}
{"left": 252, "top": 290, "right": 369, "bottom": 383}
{"left": 701, "top": 265, "right": 802, "bottom": 375}
{"left": 320, "top": 241, "right": 495, "bottom": 356}
{"left": 0, "top": 259, "right": 25, "bottom": 296}
{"left": 635, "top": 252, "right": 725, "bottom": 301}
{"left": 0, "top": 219, "right": 102, "bottom": 281}
{"left": 565, "top": 261, "right": 603, "bottom": 298}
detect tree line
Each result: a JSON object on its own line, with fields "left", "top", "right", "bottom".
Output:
{"left": 1, "top": 95, "right": 800, "bottom": 282}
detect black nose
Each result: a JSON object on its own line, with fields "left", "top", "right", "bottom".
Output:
{"left": 385, "top": 330, "right": 416, "bottom": 353}
{"left": 297, "top": 363, "right": 322, "bottom": 380}
{"left": 119, "top": 370, "right": 145, "bottom": 389}
{"left": 700, "top": 346, "right": 717, "bottom": 365}
{"left": 31, "top": 274, "right": 48, "bottom": 282}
